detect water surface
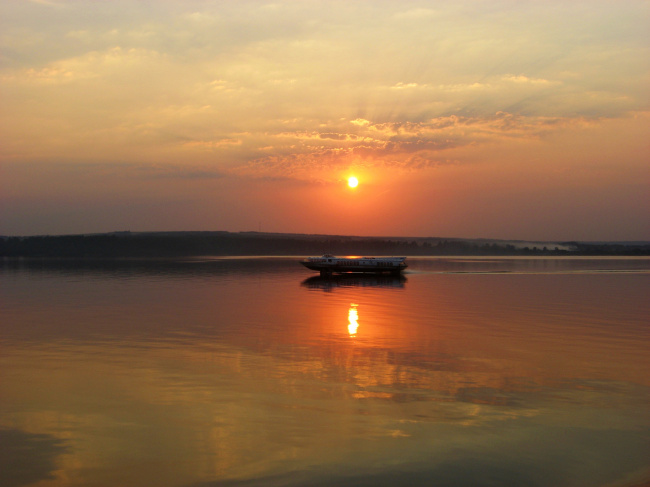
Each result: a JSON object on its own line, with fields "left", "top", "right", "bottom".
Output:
{"left": 1, "top": 257, "right": 649, "bottom": 487}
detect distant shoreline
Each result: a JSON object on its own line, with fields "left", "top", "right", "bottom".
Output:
{"left": 1, "top": 231, "right": 648, "bottom": 258}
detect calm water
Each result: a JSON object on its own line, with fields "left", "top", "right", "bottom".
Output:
{"left": 1, "top": 257, "right": 649, "bottom": 487}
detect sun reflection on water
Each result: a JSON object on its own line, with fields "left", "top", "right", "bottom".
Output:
{"left": 348, "top": 303, "right": 359, "bottom": 336}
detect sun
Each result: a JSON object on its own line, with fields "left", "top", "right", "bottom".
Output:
{"left": 347, "top": 176, "right": 359, "bottom": 188}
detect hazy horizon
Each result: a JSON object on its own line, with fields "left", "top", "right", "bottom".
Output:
{"left": 1, "top": 1, "right": 648, "bottom": 240}
{"left": 4, "top": 229, "right": 650, "bottom": 246}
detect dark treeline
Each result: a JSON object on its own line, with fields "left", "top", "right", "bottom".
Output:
{"left": 1, "top": 232, "right": 649, "bottom": 258}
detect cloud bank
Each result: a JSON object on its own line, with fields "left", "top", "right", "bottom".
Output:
{"left": 0, "top": 0, "right": 648, "bottom": 238}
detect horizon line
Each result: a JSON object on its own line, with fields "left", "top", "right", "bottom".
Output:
{"left": 2, "top": 230, "right": 649, "bottom": 245}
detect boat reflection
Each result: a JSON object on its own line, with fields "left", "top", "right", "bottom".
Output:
{"left": 348, "top": 303, "right": 359, "bottom": 336}
{"left": 301, "top": 273, "right": 407, "bottom": 291}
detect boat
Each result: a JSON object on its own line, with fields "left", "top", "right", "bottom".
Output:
{"left": 300, "top": 254, "right": 407, "bottom": 275}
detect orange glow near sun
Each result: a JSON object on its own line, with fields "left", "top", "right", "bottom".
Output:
{"left": 348, "top": 303, "right": 359, "bottom": 336}
{"left": 347, "top": 176, "right": 359, "bottom": 188}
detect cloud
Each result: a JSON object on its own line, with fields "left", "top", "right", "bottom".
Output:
{"left": 390, "top": 82, "right": 422, "bottom": 90}
{"left": 225, "top": 112, "right": 593, "bottom": 181}
{"left": 129, "top": 163, "right": 226, "bottom": 180}
{"left": 318, "top": 133, "right": 351, "bottom": 141}
{"left": 26, "top": 0, "right": 62, "bottom": 6}
{"left": 183, "top": 138, "right": 243, "bottom": 150}
{"left": 502, "top": 75, "right": 556, "bottom": 85}
{"left": 351, "top": 119, "right": 371, "bottom": 127}
{"left": 1, "top": 1, "right": 648, "bottom": 176}
{"left": 393, "top": 7, "right": 439, "bottom": 20}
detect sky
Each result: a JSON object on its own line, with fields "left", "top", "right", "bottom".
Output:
{"left": 1, "top": 0, "right": 648, "bottom": 240}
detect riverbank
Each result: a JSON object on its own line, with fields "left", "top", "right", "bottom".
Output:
{"left": 1, "top": 231, "right": 648, "bottom": 258}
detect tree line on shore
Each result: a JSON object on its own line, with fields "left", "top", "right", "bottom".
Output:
{"left": 1, "top": 232, "right": 648, "bottom": 258}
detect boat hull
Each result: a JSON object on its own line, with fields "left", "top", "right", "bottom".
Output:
{"left": 300, "top": 256, "right": 407, "bottom": 275}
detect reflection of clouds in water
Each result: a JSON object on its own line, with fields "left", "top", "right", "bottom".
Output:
{"left": 187, "top": 423, "right": 650, "bottom": 486}
{"left": 0, "top": 428, "right": 68, "bottom": 487}
{"left": 3, "top": 259, "right": 648, "bottom": 487}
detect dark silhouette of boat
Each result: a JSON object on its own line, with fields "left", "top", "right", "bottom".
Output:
{"left": 300, "top": 254, "right": 407, "bottom": 275}
{"left": 301, "top": 273, "right": 407, "bottom": 290}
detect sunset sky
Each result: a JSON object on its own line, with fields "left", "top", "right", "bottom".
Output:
{"left": 1, "top": 0, "right": 648, "bottom": 240}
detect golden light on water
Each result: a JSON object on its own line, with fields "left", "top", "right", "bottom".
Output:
{"left": 347, "top": 176, "right": 359, "bottom": 188}
{"left": 348, "top": 303, "right": 359, "bottom": 336}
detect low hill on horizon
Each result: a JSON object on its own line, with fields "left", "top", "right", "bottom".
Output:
{"left": 1, "top": 231, "right": 648, "bottom": 258}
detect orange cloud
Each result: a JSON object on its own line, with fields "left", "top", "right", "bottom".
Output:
{"left": 226, "top": 113, "right": 592, "bottom": 181}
